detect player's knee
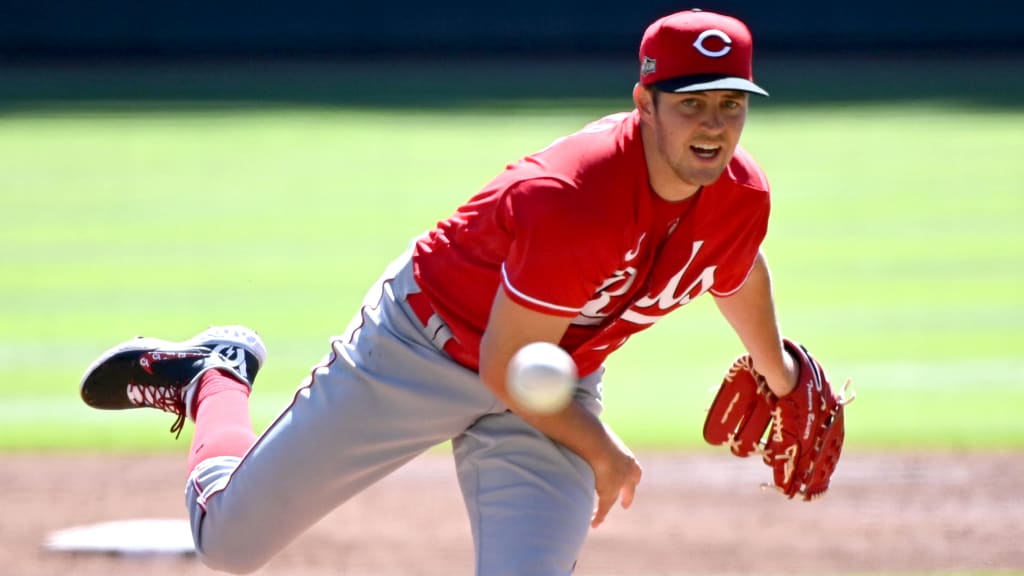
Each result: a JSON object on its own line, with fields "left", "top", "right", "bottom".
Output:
{"left": 186, "top": 458, "right": 274, "bottom": 573}
{"left": 196, "top": 538, "right": 274, "bottom": 575}
{"left": 199, "top": 554, "right": 266, "bottom": 575}
{"left": 190, "top": 505, "right": 281, "bottom": 573}
{"left": 188, "top": 499, "right": 275, "bottom": 573}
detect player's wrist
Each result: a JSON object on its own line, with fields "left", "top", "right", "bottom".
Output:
{"left": 752, "top": 346, "right": 798, "bottom": 397}
{"left": 767, "top": 350, "right": 798, "bottom": 397}
{"left": 539, "top": 402, "right": 618, "bottom": 468}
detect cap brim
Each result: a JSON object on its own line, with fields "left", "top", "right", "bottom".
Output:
{"left": 654, "top": 75, "right": 769, "bottom": 97}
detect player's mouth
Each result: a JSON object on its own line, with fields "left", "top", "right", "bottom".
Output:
{"left": 691, "top": 144, "right": 722, "bottom": 160}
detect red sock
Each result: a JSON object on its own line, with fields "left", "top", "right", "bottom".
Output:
{"left": 186, "top": 369, "right": 257, "bottom": 476}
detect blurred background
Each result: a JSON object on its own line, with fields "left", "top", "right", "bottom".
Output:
{"left": 1, "top": 0, "right": 1022, "bottom": 450}
{"left": 2, "top": 0, "right": 1023, "bottom": 109}
{"left": 3, "top": 0, "right": 1022, "bottom": 59}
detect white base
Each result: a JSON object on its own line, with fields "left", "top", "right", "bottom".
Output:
{"left": 43, "top": 518, "right": 195, "bottom": 556}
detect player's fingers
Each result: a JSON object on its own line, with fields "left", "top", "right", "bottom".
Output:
{"left": 619, "top": 463, "right": 643, "bottom": 509}
{"left": 591, "top": 489, "right": 618, "bottom": 528}
{"left": 619, "top": 482, "right": 636, "bottom": 510}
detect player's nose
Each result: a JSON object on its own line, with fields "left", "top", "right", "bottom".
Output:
{"left": 699, "top": 109, "right": 726, "bottom": 131}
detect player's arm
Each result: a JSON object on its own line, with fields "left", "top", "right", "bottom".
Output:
{"left": 712, "top": 250, "right": 798, "bottom": 397}
{"left": 479, "top": 287, "right": 642, "bottom": 528}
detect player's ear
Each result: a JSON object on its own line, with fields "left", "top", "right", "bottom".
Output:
{"left": 633, "top": 83, "right": 655, "bottom": 119}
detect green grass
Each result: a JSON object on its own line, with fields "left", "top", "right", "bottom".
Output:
{"left": 1, "top": 61, "right": 1022, "bottom": 451}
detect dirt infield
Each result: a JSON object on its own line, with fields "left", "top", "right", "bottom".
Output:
{"left": 3, "top": 451, "right": 1022, "bottom": 575}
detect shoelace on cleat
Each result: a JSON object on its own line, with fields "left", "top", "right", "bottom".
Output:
{"left": 127, "top": 382, "right": 187, "bottom": 438}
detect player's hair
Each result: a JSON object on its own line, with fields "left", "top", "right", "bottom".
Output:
{"left": 649, "top": 87, "right": 663, "bottom": 109}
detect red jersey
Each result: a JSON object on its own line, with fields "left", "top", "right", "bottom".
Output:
{"left": 413, "top": 110, "right": 770, "bottom": 376}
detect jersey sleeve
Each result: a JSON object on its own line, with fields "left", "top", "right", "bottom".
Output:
{"left": 499, "top": 178, "right": 620, "bottom": 317}
{"left": 709, "top": 250, "right": 760, "bottom": 297}
{"left": 708, "top": 191, "right": 771, "bottom": 297}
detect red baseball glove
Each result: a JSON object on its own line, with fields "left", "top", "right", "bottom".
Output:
{"left": 703, "top": 339, "right": 853, "bottom": 501}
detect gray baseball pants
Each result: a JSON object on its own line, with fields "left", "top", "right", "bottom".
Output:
{"left": 185, "top": 249, "right": 605, "bottom": 575}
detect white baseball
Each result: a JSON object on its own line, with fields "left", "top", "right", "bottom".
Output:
{"left": 506, "top": 342, "right": 577, "bottom": 414}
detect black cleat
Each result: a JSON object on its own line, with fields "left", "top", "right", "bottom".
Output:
{"left": 80, "top": 325, "right": 266, "bottom": 436}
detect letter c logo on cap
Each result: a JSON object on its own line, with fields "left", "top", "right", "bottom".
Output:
{"left": 693, "top": 29, "right": 732, "bottom": 58}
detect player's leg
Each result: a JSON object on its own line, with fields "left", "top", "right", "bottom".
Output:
{"left": 183, "top": 254, "right": 501, "bottom": 573}
{"left": 185, "top": 367, "right": 255, "bottom": 473}
{"left": 182, "top": 327, "right": 265, "bottom": 472}
{"left": 81, "top": 259, "right": 491, "bottom": 573}
{"left": 79, "top": 325, "right": 266, "bottom": 569}
{"left": 453, "top": 371, "right": 605, "bottom": 576}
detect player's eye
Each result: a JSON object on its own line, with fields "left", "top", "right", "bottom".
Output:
{"left": 721, "top": 98, "right": 746, "bottom": 114}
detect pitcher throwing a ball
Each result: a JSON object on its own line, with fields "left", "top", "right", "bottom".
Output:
{"left": 80, "top": 9, "right": 847, "bottom": 575}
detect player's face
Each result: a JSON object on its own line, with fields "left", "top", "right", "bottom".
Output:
{"left": 647, "top": 89, "right": 748, "bottom": 190}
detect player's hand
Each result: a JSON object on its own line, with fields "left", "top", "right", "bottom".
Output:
{"left": 589, "top": 424, "right": 643, "bottom": 528}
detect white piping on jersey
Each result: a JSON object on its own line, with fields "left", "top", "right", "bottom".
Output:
{"left": 709, "top": 257, "right": 757, "bottom": 297}
{"left": 501, "top": 263, "right": 582, "bottom": 314}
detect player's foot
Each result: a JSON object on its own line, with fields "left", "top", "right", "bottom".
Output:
{"left": 80, "top": 325, "right": 266, "bottom": 436}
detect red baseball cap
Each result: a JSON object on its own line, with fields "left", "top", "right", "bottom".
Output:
{"left": 639, "top": 9, "right": 768, "bottom": 96}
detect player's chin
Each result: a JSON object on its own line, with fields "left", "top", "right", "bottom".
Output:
{"left": 676, "top": 163, "right": 728, "bottom": 187}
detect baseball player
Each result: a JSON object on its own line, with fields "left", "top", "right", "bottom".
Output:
{"left": 80, "top": 9, "right": 845, "bottom": 575}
